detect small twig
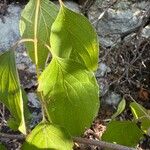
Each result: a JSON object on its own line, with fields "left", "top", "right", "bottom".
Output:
{"left": 73, "top": 137, "right": 137, "bottom": 150}
{"left": 80, "top": 0, "right": 95, "bottom": 16}
{"left": 0, "top": 133, "right": 25, "bottom": 140}
{"left": 0, "top": 133, "right": 137, "bottom": 150}
{"left": 11, "top": 38, "right": 34, "bottom": 51}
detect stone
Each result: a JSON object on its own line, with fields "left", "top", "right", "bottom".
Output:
{"left": 55, "top": 1, "right": 80, "bottom": 13}
{"left": 104, "top": 92, "right": 121, "bottom": 106}
{"left": 96, "top": 63, "right": 111, "bottom": 77}
{"left": 142, "top": 25, "right": 150, "bottom": 39}
{"left": 0, "top": 4, "right": 21, "bottom": 52}
{"left": 27, "top": 92, "right": 41, "bottom": 108}
{"left": 88, "top": 0, "right": 150, "bottom": 48}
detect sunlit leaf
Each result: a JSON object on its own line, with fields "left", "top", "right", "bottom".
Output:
{"left": 111, "top": 98, "right": 126, "bottom": 119}
{"left": 38, "top": 58, "right": 99, "bottom": 136}
{"left": 0, "top": 51, "right": 26, "bottom": 134}
{"left": 20, "top": 0, "right": 58, "bottom": 69}
{"left": 22, "top": 122, "right": 73, "bottom": 150}
{"left": 130, "top": 102, "right": 150, "bottom": 134}
{"left": 50, "top": 3, "right": 99, "bottom": 71}
{"left": 102, "top": 121, "right": 144, "bottom": 147}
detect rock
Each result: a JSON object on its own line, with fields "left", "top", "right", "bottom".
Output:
{"left": 30, "top": 112, "right": 42, "bottom": 128}
{"left": 27, "top": 92, "right": 41, "bottom": 108}
{"left": 142, "top": 25, "right": 150, "bottom": 39}
{"left": 96, "top": 63, "right": 111, "bottom": 77}
{"left": 64, "top": 1, "right": 80, "bottom": 12}
{"left": 104, "top": 92, "right": 121, "bottom": 106}
{"left": 98, "top": 78, "right": 109, "bottom": 96}
{"left": 0, "top": 4, "right": 21, "bottom": 52}
{"left": 55, "top": 1, "right": 80, "bottom": 13}
{"left": 88, "top": 0, "right": 150, "bottom": 48}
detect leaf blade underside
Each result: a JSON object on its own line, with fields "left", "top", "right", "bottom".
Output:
{"left": 19, "top": 0, "right": 58, "bottom": 69}
{"left": 50, "top": 4, "right": 99, "bottom": 71}
{"left": 38, "top": 58, "right": 99, "bottom": 136}
{"left": 22, "top": 122, "right": 73, "bottom": 150}
{"left": 0, "top": 50, "right": 26, "bottom": 134}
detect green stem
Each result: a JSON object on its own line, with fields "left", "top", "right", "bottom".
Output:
{"left": 34, "top": 0, "right": 52, "bottom": 122}
{"left": 58, "top": 0, "right": 63, "bottom": 6}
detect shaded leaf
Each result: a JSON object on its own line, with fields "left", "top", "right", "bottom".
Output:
{"left": 0, "top": 51, "right": 26, "bottom": 134}
{"left": 20, "top": 0, "right": 58, "bottom": 69}
{"left": 22, "top": 122, "right": 73, "bottom": 150}
{"left": 50, "top": 4, "right": 99, "bottom": 71}
{"left": 111, "top": 98, "right": 126, "bottom": 119}
{"left": 130, "top": 102, "right": 150, "bottom": 134}
{"left": 102, "top": 121, "right": 144, "bottom": 147}
{"left": 38, "top": 58, "right": 99, "bottom": 136}
{"left": 0, "top": 143, "right": 6, "bottom": 150}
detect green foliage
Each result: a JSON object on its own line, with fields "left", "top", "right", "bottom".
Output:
{"left": 37, "top": 3, "right": 99, "bottom": 136}
{"left": 50, "top": 3, "right": 99, "bottom": 71}
{"left": 0, "top": 0, "right": 99, "bottom": 146}
{"left": 1, "top": 0, "right": 149, "bottom": 149}
{"left": 20, "top": 0, "right": 58, "bottom": 69}
{"left": 38, "top": 58, "right": 99, "bottom": 136}
{"left": 0, "top": 143, "right": 6, "bottom": 150}
{"left": 0, "top": 50, "right": 26, "bottom": 134}
{"left": 111, "top": 98, "right": 126, "bottom": 119}
{"left": 22, "top": 122, "right": 73, "bottom": 150}
{"left": 130, "top": 102, "right": 150, "bottom": 135}
{"left": 102, "top": 121, "right": 144, "bottom": 147}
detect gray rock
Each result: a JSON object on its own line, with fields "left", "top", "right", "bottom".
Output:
{"left": 64, "top": 1, "right": 80, "bottom": 12}
{"left": 104, "top": 92, "right": 121, "bottom": 106}
{"left": 88, "top": 0, "right": 150, "bottom": 48}
{"left": 142, "top": 25, "right": 150, "bottom": 39}
{"left": 98, "top": 78, "right": 109, "bottom": 96}
{"left": 27, "top": 92, "right": 41, "bottom": 108}
{"left": 0, "top": 4, "right": 21, "bottom": 51}
{"left": 96, "top": 63, "right": 111, "bottom": 77}
{"left": 30, "top": 112, "right": 42, "bottom": 128}
{"left": 55, "top": 1, "right": 80, "bottom": 13}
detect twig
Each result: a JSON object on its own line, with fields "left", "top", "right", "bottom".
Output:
{"left": 80, "top": 0, "right": 95, "bottom": 16}
{"left": 73, "top": 137, "right": 137, "bottom": 150}
{"left": 0, "top": 133, "right": 25, "bottom": 140}
{"left": 0, "top": 133, "right": 137, "bottom": 150}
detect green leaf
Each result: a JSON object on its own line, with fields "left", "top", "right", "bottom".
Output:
{"left": 111, "top": 98, "right": 126, "bottom": 119}
{"left": 0, "top": 143, "right": 6, "bottom": 150}
{"left": 22, "top": 122, "right": 73, "bottom": 150}
{"left": 50, "top": 4, "right": 99, "bottom": 71}
{"left": 130, "top": 102, "right": 150, "bottom": 134}
{"left": 38, "top": 58, "right": 99, "bottom": 136}
{"left": 20, "top": 0, "right": 58, "bottom": 69}
{"left": 21, "top": 88, "right": 32, "bottom": 125}
{"left": 0, "top": 51, "right": 26, "bottom": 134}
{"left": 102, "top": 121, "right": 144, "bottom": 147}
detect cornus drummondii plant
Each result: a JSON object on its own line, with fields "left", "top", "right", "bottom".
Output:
{"left": 0, "top": 0, "right": 99, "bottom": 149}
{"left": 0, "top": 0, "right": 149, "bottom": 149}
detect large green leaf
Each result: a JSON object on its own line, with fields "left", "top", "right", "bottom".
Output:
{"left": 38, "top": 58, "right": 99, "bottom": 136}
{"left": 20, "top": 0, "right": 58, "bottom": 69}
{"left": 50, "top": 3, "right": 99, "bottom": 71}
{"left": 102, "top": 121, "right": 144, "bottom": 147}
{"left": 0, "top": 51, "right": 26, "bottom": 134}
{"left": 130, "top": 102, "right": 150, "bottom": 134}
{"left": 22, "top": 122, "right": 73, "bottom": 150}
